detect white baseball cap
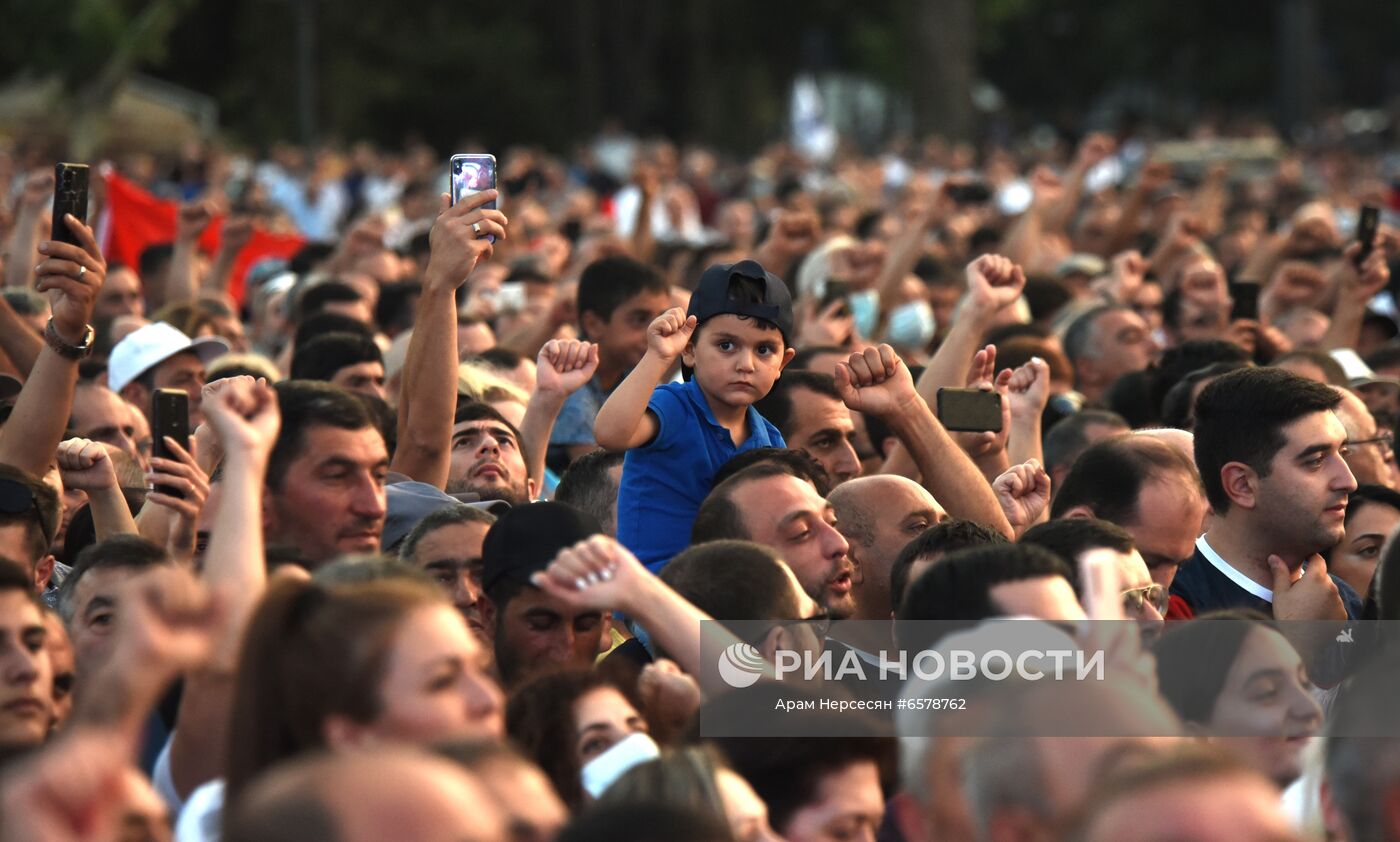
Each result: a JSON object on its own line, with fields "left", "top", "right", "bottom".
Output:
{"left": 108, "top": 322, "right": 229, "bottom": 394}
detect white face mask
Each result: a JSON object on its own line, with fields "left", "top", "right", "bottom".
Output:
{"left": 579, "top": 731, "right": 660, "bottom": 799}
{"left": 885, "top": 300, "right": 936, "bottom": 348}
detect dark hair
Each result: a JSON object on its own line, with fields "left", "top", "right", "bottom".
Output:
{"left": 268, "top": 381, "right": 378, "bottom": 490}
{"left": 0, "top": 557, "right": 38, "bottom": 603}
{"left": 1151, "top": 609, "right": 1276, "bottom": 725}
{"left": 660, "top": 541, "right": 801, "bottom": 645}
{"left": 1160, "top": 361, "right": 1250, "bottom": 430}
{"left": 896, "top": 544, "right": 1071, "bottom": 650}
{"left": 506, "top": 668, "right": 641, "bottom": 810}
{"left": 398, "top": 505, "right": 497, "bottom": 561}
{"left": 1345, "top": 484, "right": 1400, "bottom": 525}
{"left": 1193, "top": 367, "right": 1343, "bottom": 513}
{"left": 1050, "top": 434, "right": 1200, "bottom": 525}
{"left": 289, "top": 243, "right": 336, "bottom": 275}
{"left": 1019, "top": 518, "right": 1135, "bottom": 597}
{"left": 290, "top": 332, "right": 383, "bottom": 382}
{"left": 554, "top": 449, "right": 625, "bottom": 534}
{"left": 1022, "top": 277, "right": 1073, "bottom": 323}
{"left": 1104, "top": 369, "right": 1161, "bottom": 429}
{"left": 0, "top": 464, "right": 60, "bottom": 566}
{"left": 711, "top": 447, "right": 832, "bottom": 498}
{"left": 556, "top": 804, "right": 733, "bottom": 842}
{"left": 1363, "top": 341, "right": 1400, "bottom": 374}
{"left": 57, "top": 535, "right": 170, "bottom": 622}
{"left": 751, "top": 371, "right": 842, "bottom": 437}
{"left": 712, "top": 712, "right": 895, "bottom": 836}
{"left": 138, "top": 243, "right": 173, "bottom": 284}
{"left": 1153, "top": 340, "right": 1253, "bottom": 412}
{"left": 224, "top": 577, "right": 446, "bottom": 808}
{"left": 576, "top": 257, "right": 669, "bottom": 330}
{"left": 789, "top": 345, "right": 846, "bottom": 372}
{"left": 889, "top": 519, "right": 1009, "bottom": 612}
{"left": 293, "top": 312, "right": 375, "bottom": 349}
{"left": 468, "top": 347, "right": 525, "bottom": 372}
{"left": 296, "top": 281, "right": 364, "bottom": 323}
{"left": 693, "top": 462, "right": 817, "bottom": 544}
{"left": 1042, "top": 410, "right": 1129, "bottom": 474}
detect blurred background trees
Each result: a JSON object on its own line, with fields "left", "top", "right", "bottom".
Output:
{"left": 0, "top": 0, "right": 1396, "bottom": 153}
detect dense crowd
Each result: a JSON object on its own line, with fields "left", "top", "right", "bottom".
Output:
{"left": 1, "top": 119, "right": 1400, "bottom": 842}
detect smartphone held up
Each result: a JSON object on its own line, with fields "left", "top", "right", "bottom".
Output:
{"left": 450, "top": 153, "right": 498, "bottom": 242}
{"left": 52, "top": 162, "right": 90, "bottom": 248}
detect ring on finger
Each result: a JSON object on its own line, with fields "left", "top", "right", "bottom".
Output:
{"left": 472, "top": 222, "right": 483, "bottom": 236}
{"left": 77, "top": 265, "right": 87, "bottom": 279}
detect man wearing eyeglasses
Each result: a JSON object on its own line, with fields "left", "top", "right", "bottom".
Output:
{"left": 1333, "top": 386, "right": 1398, "bottom": 489}
{"left": 1020, "top": 518, "right": 1166, "bottom": 636}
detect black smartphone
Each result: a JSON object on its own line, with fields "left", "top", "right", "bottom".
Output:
{"left": 946, "top": 181, "right": 993, "bottom": 205}
{"left": 820, "top": 279, "right": 850, "bottom": 317}
{"left": 1357, "top": 205, "right": 1380, "bottom": 267}
{"left": 450, "top": 154, "right": 497, "bottom": 242}
{"left": 150, "top": 389, "right": 190, "bottom": 499}
{"left": 1229, "top": 282, "right": 1260, "bottom": 321}
{"left": 937, "top": 388, "right": 1003, "bottom": 433}
{"left": 52, "top": 163, "right": 90, "bottom": 248}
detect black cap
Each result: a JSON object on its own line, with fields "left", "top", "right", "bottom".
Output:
{"left": 480, "top": 502, "right": 602, "bottom": 595}
{"left": 686, "top": 259, "right": 794, "bottom": 345}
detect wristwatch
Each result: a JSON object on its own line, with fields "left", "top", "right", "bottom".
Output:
{"left": 44, "top": 318, "right": 95, "bottom": 360}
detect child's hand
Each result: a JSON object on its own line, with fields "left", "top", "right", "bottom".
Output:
{"left": 647, "top": 307, "right": 697, "bottom": 363}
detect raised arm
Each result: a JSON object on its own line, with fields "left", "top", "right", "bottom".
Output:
{"left": 1322, "top": 242, "right": 1390, "bottom": 352}
{"left": 3, "top": 171, "right": 53, "bottom": 290}
{"left": 0, "top": 215, "right": 104, "bottom": 477}
{"left": 593, "top": 307, "right": 693, "bottom": 451}
{"left": 203, "top": 215, "right": 255, "bottom": 296}
{"left": 55, "top": 440, "right": 138, "bottom": 539}
{"left": 391, "top": 190, "right": 505, "bottom": 488}
{"left": 519, "top": 339, "right": 599, "bottom": 491}
{"left": 160, "top": 199, "right": 215, "bottom": 308}
{"left": 533, "top": 535, "right": 758, "bottom": 696}
{"left": 836, "top": 344, "right": 1013, "bottom": 538}
{"left": 167, "top": 376, "right": 280, "bottom": 799}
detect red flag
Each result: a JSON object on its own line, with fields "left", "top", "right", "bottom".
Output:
{"left": 101, "top": 171, "right": 305, "bottom": 306}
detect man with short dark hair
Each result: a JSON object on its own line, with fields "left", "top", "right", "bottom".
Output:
{"left": 290, "top": 332, "right": 387, "bottom": 400}
{"left": 56, "top": 535, "right": 172, "bottom": 681}
{"left": 754, "top": 371, "right": 863, "bottom": 485}
{"left": 889, "top": 519, "right": 1009, "bottom": 614}
{"left": 553, "top": 449, "right": 624, "bottom": 536}
{"left": 693, "top": 464, "right": 857, "bottom": 619}
{"left": 479, "top": 502, "right": 604, "bottom": 687}
{"left": 896, "top": 544, "right": 1082, "bottom": 652}
{"left": 399, "top": 505, "right": 497, "bottom": 637}
{"left": 0, "top": 465, "right": 60, "bottom": 594}
{"left": 448, "top": 402, "right": 535, "bottom": 505}
{"left": 68, "top": 382, "right": 143, "bottom": 466}
{"left": 1051, "top": 434, "right": 1207, "bottom": 588}
{"left": 264, "top": 381, "right": 389, "bottom": 567}
{"left": 1174, "top": 367, "right": 1361, "bottom": 619}
{"left": 1020, "top": 518, "right": 1165, "bottom": 632}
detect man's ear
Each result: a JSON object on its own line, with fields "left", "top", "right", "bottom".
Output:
{"left": 526, "top": 477, "right": 539, "bottom": 503}
{"left": 479, "top": 593, "right": 498, "bottom": 632}
{"left": 33, "top": 554, "right": 55, "bottom": 593}
{"left": 1060, "top": 504, "right": 1097, "bottom": 520}
{"left": 580, "top": 310, "right": 606, "bottom": 343}
{"left": 1220, "top": 461, "right": 1258, "bottom": 510}
{"left": 758, "top": 625, "right": 787, "bottom": 665}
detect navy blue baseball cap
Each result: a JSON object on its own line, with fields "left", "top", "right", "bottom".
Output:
{"left": 687, "top": 259, "right": 794, "bottom": 345}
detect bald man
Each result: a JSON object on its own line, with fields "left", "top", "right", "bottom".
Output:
{"left": 224, "top": 748, "right": 505, "bottom": 842}
{"left": 829, "top": 476, "right": 946, "bottom": 620}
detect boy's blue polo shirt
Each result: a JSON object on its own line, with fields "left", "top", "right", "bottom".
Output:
{"left": 617, "top": 380, "right": 784, "bottom": 571}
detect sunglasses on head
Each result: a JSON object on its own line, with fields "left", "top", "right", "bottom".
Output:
{"left": 0, "top": 477, "right": 37, "bottom": 516}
